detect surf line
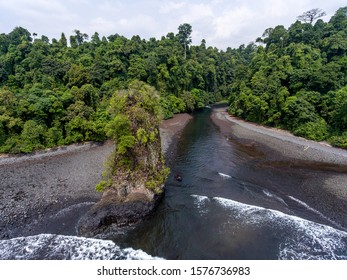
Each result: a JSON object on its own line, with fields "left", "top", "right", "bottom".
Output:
{"left": 218, "top": 172, "right": 232, "bottom": 178}
{"left": 288, "top": 196, "right": 344, "bottom": 230}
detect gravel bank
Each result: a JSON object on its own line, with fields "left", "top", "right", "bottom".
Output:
{"left": 0, "top": 142, "right": 114, "bottom": 238}
{"left": 159, "top": 113, "right": 193, "bottom": 155}
{"left": 211, "top": 107, "right": 347, "bottom": 205}
{"left": 212, "top": 108, "right": 347, "bottom": 167}
{"left": 0, "top": 114, "right": 192, "bottom": 239}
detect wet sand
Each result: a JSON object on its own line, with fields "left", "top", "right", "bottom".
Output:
{"left": 0, "top": 113, "right": 192, "bottom": 239}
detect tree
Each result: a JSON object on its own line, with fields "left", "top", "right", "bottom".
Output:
{"left": 178, "top": 23, "right": 192, "bottom": 59}
{"left": 20, "top": 120, "right": 46, "bottom": 152}
{"left": 59, "top": 33, "right": 67, "bottom": 47}
{"left": 298, "top": 9, "right": 326, "bottom": 24}
{"left": 91, "top": 32, "right": 101, "bottom": 45}
{"left": 329, "top": 7, "right": 347, "bottom": 31}
{"left": 330, "top": 85, "right": 347, "bottom": 131}
{"left": 70, "top": 30, "right": 88, "bottom": 47}
{"left": 8, "top": 27, "right": 32, "bottom": 46}
{"left": 128, "top": 55, "right": 147, "bottom": 81}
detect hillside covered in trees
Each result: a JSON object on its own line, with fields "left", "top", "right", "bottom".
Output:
{"left": 0, "top": 7, "right": 347, "bottom": 153}
{"left": 229, "top": 7, "right": 347, "bottom": 146}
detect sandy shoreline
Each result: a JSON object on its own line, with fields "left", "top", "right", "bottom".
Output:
{"left": 0, "top": 113, "right": 192, "bottom": 239}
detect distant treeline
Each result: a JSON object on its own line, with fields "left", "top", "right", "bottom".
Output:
{"left": 229, "top": 7, "right": 347, "bottom": 147}
{"left": 0, "top": 7, "right": 346, "bottom": 153}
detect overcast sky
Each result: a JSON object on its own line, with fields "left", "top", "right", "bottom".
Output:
{"left": 0, "top": 0, "right": 346, "bottom": 49}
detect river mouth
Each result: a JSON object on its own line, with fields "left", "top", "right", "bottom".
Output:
{"left": 113, "top": 107, "right": 347, "bottom": 260}
{"left": 1, "top": 107, "right": 346, "bottom": 260}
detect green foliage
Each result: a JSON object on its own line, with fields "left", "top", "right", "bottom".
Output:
{"left": 97, "top": 81, "right": 170, "bottom": 194}
{"left": 20, "top": 120, "right": 46, "bottom": 153}
{"left": 145, "top": 167, "right": 170, "bottom": 194}
{"left": 136, "top": 128, "right": 148, "bottom": 145}
{"left": 228, "top": 7, "right": 347, "bottom": 147}
{"left": 330, "top": 85, "right": 347, "bottom": 131}
{"left": 105, "top": 114, "right": 131, "bottom": 141}
{"left": 294, "top": 119, "right": 329, "bottom": 141}
{"left": 282, "top": 96, "right": 318, "bottom": 130}
{"left": 45, "top": 125, "right": 64, "bottom": 147}
{"left": 181, "top": 91, "right": 195, "bottom": 111}
{"left": 329, "top": 132, "right": 347, "bottom": 148}
{"left": 117, "top": 135, "right": 136, "bottom": 154}
{"left": 178, "top": 23, "right": 192, "bottom": 59}
{"left": 1, "top": 10, "right": 347, "bottom": 152}
{"left": 149, "top": 129, "right": 158, "bottom": 142}
{"left": 95, "top": 180, "right": 111, "bottom": 192}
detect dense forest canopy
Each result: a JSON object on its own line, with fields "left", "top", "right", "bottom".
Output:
{"left": 0, "top": 7, "right": 347, "bottom": 153}
{"left": 229, "top": 7, "right": 347, "bottom": 146}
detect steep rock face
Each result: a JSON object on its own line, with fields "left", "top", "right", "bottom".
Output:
{"left": 78, "top": 189, "right": 163, "bottom": 237}
{"left": 77, "top": 81, "right": 169, "bottom": 237}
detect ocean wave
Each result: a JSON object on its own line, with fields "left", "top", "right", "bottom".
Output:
{"left": 191, "top": 195, "right": 347, "bottom": 260}
{"left": 288, "top": 195, "right": 343, "bottom": 230}
{"left": 262, "top": 190, "right": 288, "bottom": 207}
{"left": 0, "top": 234, "right": 162, "bottom": 260}
{"left": 191, "top": 194, "right": 210, "bottom": 214}
{"left": 218, "top": 172, "right": 232, "bottom": 178}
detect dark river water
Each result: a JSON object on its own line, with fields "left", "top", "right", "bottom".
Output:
{"left": 114, "top": 108, "right": 347, "bottom": 259}
{"left": 1, "top": 108, "right": 346, "bottom": 260}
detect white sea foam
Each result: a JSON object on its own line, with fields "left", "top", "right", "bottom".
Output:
{"left": 263, "top": 190, "right": 288, "bottom": 207}
{"left": 0, "top": 234, "right": 163, "bottom": 260}
{"left": 192, "top": 195, "right": 347, "bottom": 260}
{"left": 191, "top": 194, "right": 209, "bottom": 203}
{"left": 214, "top": 196, "right": 347, "bottom": 260}
{"left": 218, "top": 172, "right": 231, "bottom": 178}
{"left": 191, "top": 195, "right": 210, "bottom": 214}
{"left": 288, "top": 196, "right": 343, "bottom": 230}
{"left": 263, "top": 190, "right": 273, "bottom": 197}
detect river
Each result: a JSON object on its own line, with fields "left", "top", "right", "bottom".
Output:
{"left": 0, "top": 108, "right": 346, "bottom": 259}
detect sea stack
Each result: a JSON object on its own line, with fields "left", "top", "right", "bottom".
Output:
{"left": 78, "top": 81, "right": 169, "bottom": 237}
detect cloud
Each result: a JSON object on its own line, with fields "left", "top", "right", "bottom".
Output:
{"left": 159, "top": 1, "right": 186, "bottom": 14}
{"left": 205, "top": 0, "right": 329, "bottom": 48}
{"left": 115, "top": 15, "right": 159, "bottom": 38}
{"left": 212, "top": 6, "right": 254, "bottom": 39}
{"left": 0, "top": 0, "right": 77, "bottom": 36}
{"left": 96, "top": 0, "right": 123, "bottom": 14}
{"left": 180, "top": 3, "right": 214, "bottom": 23}
{"left": 90, "top": 17, "right": 117, "bottom": 34}
{"left": 0, "top": 0, "right": 73, "bottom": 20}
{"left": 1, "top": 0, "right": 346, "bottom": 49}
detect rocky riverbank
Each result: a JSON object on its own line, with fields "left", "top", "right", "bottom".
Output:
{"left": 0, "top": 113, "right": 192, "bottom": 239}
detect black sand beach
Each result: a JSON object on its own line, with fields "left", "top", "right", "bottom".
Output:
{"left": 0, "top": 114, "right": 193, "bottom": 239}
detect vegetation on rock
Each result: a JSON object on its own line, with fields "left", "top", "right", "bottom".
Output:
{"left": 97, "top": 81, "right": 169, "bottom": 196}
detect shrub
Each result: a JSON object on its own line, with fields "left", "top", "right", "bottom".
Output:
{"left": 294, "top": 119, "right": 329, "bottom": 141}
